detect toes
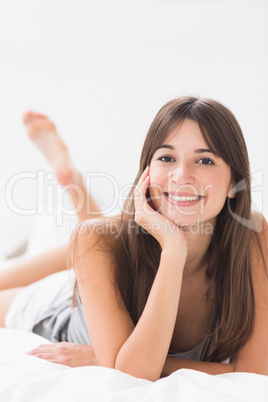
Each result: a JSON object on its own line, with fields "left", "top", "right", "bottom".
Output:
{"left": 30, "top": 111, "right": 48, "bottom": 120}
{"left": 23, "top": 111, "right": 49, "bottom": 125}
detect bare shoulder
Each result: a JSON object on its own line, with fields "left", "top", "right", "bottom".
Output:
{"left": 69, "top": 216, "right": 122, "bottom": 280}
{"left": 71, "top": 215, "right": 121, "bottom": 250}
{"left": 251, "top": 210, "right": 268, "bottom": 232}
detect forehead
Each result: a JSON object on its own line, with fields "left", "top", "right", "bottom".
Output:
{"left": 164, "top": 119, "right": 208, "bottom": 148}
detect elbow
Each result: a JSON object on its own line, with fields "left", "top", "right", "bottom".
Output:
{"left": 114, "top": 354, "right": 160, "bottom": 382}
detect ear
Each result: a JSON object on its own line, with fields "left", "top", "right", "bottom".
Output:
{"left": 227, "top": 183, "right": 236, "bottom": 199}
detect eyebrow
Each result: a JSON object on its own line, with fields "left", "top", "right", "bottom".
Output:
{"left": 195, "top": 148, "right": 216, "bottom": 155}
{"left": 155, "top": 144, "right": 175, "bottom": 151}
{"left": 155, "top": 144, "right": 217, "bottom": 155}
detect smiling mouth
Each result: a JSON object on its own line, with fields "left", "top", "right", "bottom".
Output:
{"left": 164, "top": 193, "right": 205, "bottom": 205}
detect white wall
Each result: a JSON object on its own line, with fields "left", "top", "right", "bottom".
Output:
{"left": 0, "top": 0, "right": 267, "bottom": 255}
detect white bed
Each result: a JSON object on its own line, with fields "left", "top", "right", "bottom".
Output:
{"left": 1, "top": 214, "right": 268, "bottom": 401}
{"left": 1, "top": 329, "right": 268, "bottom": 402}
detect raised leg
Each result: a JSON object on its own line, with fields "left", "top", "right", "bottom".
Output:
{"left": 23, "top": 111, "right": 102, "bottom": 222}
{"left": 1, "top": 112, "right": 102, "bottom": 289}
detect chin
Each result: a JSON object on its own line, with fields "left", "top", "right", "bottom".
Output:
{"left": 164, "top": 214, "right": 216, "bottom": 235}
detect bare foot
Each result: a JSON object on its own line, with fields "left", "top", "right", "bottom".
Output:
{"left": 23, "top": 111, "right": 80, "bottom": 187}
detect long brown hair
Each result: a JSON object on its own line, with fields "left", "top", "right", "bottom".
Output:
{"left": 113, "top": 96, "right": 256, "bottom": 362}
{"left": 74, "top": 96, "right": 258, "bottom": 362}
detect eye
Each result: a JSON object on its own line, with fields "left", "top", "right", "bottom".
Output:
{"left": 157, "top": 155, "right": 175, "bottom": 163}
{"left": 197, "top": 157, "right": 214, "bottom": 166}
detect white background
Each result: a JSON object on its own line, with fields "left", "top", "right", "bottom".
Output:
{"left": 0, "top": 0, "right": 267, "bottom": 255}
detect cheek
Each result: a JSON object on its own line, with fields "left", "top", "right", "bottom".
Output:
{"left": 148, "top": 166, "right": 166, "bottom": 208}
{"left": 202, "top": 172, "right": 231, "bottom": 205}
{"left": 199, "top": 171, "right": 229, "bottom": 193}
{"left": 149, "top": 166, "right": 166, "bottom": 192}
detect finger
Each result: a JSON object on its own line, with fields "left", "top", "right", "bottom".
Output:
{"left": 32, "top": 353, "right": 58, "bottom": 361}
{"left": 139, "top": 165, "right": 150, "bottom": 181}
{"left": 136, "top": 166, "right": 150, "bottom": 191}
{"left": 140, "top": 175, "right": 150, "bottom": 196}
{"left": 135, "top": 167, "right": 150, "bottom": 199}
{"left": 139, "top": 166, "right": 150, "bottom": 186}
{"left": 26, "top": 346, "right": 55, "bottom": 355}
{"left": 134, "top": 176, "right": 150, "bottom": 212}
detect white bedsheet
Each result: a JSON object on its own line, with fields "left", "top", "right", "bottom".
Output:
{"left": 0, "top": 329, "right": 268, "bottom": 402}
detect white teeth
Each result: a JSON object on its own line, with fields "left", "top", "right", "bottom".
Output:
{"left": 167, "top": 194, "right": 200, "bottom": 202}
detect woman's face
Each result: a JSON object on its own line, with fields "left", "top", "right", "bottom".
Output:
{"left": 149, "top": 118, "right": 234, "bottom": 229}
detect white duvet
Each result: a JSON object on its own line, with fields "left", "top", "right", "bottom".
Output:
{"left": 1, "top": 216, "right": 268, "bottom": 401}
{"left": 0, "top": 329, "right": 268, "bottom": 402}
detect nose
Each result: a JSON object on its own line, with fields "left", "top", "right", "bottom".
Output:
{"left": 169, "top": 162, "right": 195, "bottom": 185}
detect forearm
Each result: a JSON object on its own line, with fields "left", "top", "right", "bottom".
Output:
{"left": 161, "top": 357, "right": 235, "bottom": 376}
{"left": 115, "top": 249, "right": 185, "bottom": 381}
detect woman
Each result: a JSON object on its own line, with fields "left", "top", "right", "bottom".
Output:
{"left": 1, "top": 97, "right": 267, "bottom": 381}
